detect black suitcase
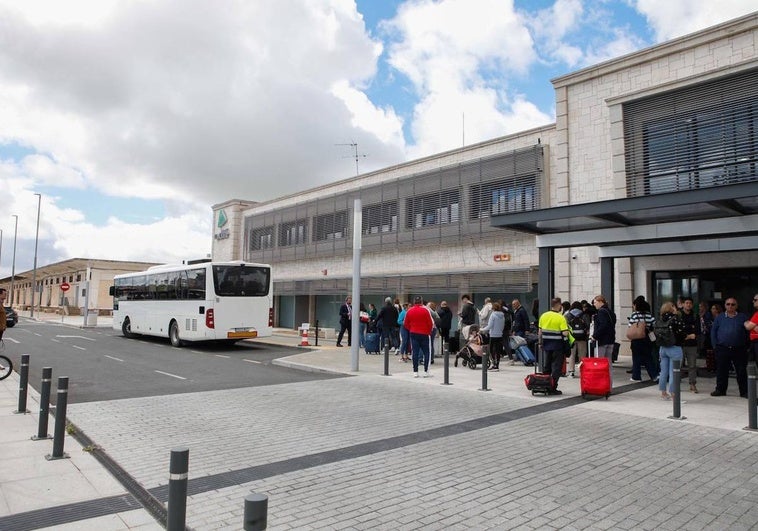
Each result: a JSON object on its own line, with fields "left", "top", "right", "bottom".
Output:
{"left": 525, "top": 343, "right": 554, "bottom": 395}
{"left": 524, "top": 373, "right": 553, "bottom": 395}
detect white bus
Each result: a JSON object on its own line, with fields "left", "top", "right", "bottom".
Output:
{"left": 110, "top": 261, "right": 273, "bottom": 346}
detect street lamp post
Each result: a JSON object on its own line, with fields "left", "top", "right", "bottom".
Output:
{"left": 31, "top": 194, "right": 41, "bottom": 319}
{"left": 10, "top": 215, "right": 18, "bottom": 306}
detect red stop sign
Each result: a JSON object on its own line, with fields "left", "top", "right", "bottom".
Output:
{"left": 60, "top": 282, "right": 70, "bottom": 292}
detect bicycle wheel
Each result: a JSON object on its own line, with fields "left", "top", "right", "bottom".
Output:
{"left": 0, "top": 354, "right": 12, "bottom": 381}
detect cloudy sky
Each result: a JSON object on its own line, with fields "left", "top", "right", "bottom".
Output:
{"left": 0, "top": 0, "right": 755, "bottom": 276}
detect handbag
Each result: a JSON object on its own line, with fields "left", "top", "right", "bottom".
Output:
{"left": 626, "top": 320, "right": 646, "bottom": 340}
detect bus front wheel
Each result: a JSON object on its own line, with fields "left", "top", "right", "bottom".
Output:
{"left": 122, "top": 317, "right": 135, "bottom": 339}
{"left": 169, "top": 320, "right": 183, "bottom": 347}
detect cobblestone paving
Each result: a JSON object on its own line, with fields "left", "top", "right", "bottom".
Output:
{"left": 67, "top": 377, "right": 758, "bottom": 530}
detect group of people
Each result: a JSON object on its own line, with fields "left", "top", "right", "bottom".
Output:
{"left": 536, "top": 296, "right": 617, "bottom": 395}
{"left": 335, "top": 292, "right": 758, "bottom": 398}
{"left": 626, "top": 294, "right": 758, "bottom": 400}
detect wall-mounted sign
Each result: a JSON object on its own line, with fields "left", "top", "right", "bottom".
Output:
{"left": 214, "top": 228, "right": 230, "bottom": 240}
{"left": 493, "top": 253, "right": 511, "bottom": 262}
{"left": 217, "top": 209, "right": 228, "bottom": 228}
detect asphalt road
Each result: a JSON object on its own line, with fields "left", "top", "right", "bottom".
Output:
{"left": 2, "top": 319, "right": 342, "bottom": 403}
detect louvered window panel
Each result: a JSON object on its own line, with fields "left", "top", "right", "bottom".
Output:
{"left": 362, "top": 201, "right": 398, "bottom": 235}
{"left": 278, "top": 219, "right": 308, "bottom": 247}
{"left": 468, "top": 148, "right": 542, "bottom": 219}
{"left": 406, "top": 190, "right": 460, "bottom": 229}
{"left": 250, "top": 226, "right": 274, "bottom": 251}
{"left": 313, "top": 210, "right": 348, "bottom": 242}
{"left": 624, "top": 68, "right": 758, "bottom": 197}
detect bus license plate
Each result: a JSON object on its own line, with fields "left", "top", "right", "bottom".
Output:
{"left": 227, "top": 330, "right": 258, "bottom": 339}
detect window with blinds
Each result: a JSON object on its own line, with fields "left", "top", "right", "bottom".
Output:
{"left": 250, "top": 226, "right": 274, "bottom": 251}
{"left": 405, "top": 190, "right": 460, "bottom": 229}
{"left": 313, "top": 210, "right": 348, "bottom": 241}
{"left": 469, "top": 179, "right": 537, "bottom": 219}
{"left": 362, "top": 201, "right": 398, "bottom": 235}
{"left": 278, "top": 219, "right": 308, "bottom": 247}
{"left": 624, "top": 68, "right": 758, "bottom": 197}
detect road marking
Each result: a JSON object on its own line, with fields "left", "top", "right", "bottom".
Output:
{"left": 105, "top": 355, "right": 124, "bottom": 362}
{"left": 190, "top": 351, "right": 204, "bottom": 354}
{"left": 4, "top": 337, "right": 20, "bottom": 344}
{"left": 72, "top": 345, "right": 86, "bottom": 351}
{"left": 34, "top": 333, "right": 42, "bottom": 337}
{"left": 56, "top": 335, "right": 96, "bottom": 341}
{"left": 215, "top": 354, "right": 230, "bottom": 359}
{"left": 51, "top": 338, "right": 60, "bottom": 343}
{"left": 154, "top": 370, "right": 186, "bottom": 380}
{"left": 243, "top": 359, "right": 261, "bottom": 364}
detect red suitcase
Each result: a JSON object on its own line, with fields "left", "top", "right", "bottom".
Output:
{"left": 580, "top": 356, "right": 611, "bottom": 399}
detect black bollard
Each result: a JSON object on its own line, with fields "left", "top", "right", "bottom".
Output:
{"left": 442, "top": 341, "right": 452, "bottom": 386}
{"left": 166, "top": 446, "right": 189, "bottom": 531}
{"left": 745, "top": 364, "right": 757, "bottom": 431}
{"left": 32, "top": 367, "right": 53, "bottom": 440}
{"left": 668, "top": 359, "right": 686, "bottom": 420}
{"left": 314, "top": 320, "right": 320, "bottom": 347}
{"left": 46, "top": 377, "right": 70, "bottom": 460}
{"left": 15, "top": 354, "right": 30, "bottom": 414}
{"left": 243, "top": 492, "right": 268, "bottom": 530}
{"left": 167, "top": 447, "right": 190, "bottom": 531}
{"left": 479, "top": 350, "right": 490, "bottom": 391}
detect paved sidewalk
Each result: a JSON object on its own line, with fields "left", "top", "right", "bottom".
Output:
{"left": 2, "top": 315, "right": 757, "bottom": 529}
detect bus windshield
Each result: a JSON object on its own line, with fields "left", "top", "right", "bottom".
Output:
{"left": 213, "top": 264, "right": 270, "bottom": 297}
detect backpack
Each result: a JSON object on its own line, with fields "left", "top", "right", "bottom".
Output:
{"left": 568, "top": 313, "right": 587, "bottom": 339}
{"left": 654, "top": 318, "right": 676, "bottom": 347}
{"left": 502, "top": 308, "right": 513, "bottom": 331}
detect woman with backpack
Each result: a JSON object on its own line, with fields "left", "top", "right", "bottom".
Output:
{"left": 627, "top": 298, "right": 657, "bottom": 382}
{"left": 656, "top": 301, "right": 686, "bottom": 400}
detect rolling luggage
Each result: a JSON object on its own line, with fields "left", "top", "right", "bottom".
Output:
{"left": 580, "top": 355, "right": 611, "bottom": 399}
{"left": 364, "top": 332, "right": 381, "bottom": 354}
{"left": 514, "top": 345, "right": 536, "bottom": 366}
{"left": 524, "top": 373, "right": 553, "bottom": 395}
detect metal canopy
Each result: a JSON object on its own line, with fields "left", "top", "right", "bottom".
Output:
{"left": 490, "top": 181, "right": 758, "bottom": 246}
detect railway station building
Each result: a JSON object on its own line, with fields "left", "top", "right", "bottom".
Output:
{"left": 212, "top": 13, "right": 758, "bottom": 335}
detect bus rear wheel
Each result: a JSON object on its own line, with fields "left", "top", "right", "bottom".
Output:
{"left": 169, "top": 320, "right": 183, "bottom": 347}
{"left": 122, "top": 317, "right": 134, "bottom": 339}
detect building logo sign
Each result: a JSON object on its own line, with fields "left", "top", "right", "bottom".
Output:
{"left": 217, "top": 209, "right": 228, "bottom": 228}
{"left": 215, "top": 209, "right": 230, "bottom": 240}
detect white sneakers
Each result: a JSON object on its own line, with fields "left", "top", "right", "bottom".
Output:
{"left": 413, "top": 372, "right": 419, "bottom": 378}
{"left": 413, "top": 371, "right": 431, "bottom": 378}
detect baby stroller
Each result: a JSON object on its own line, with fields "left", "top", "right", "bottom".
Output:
{"left": 454, "top": 325, "right": 489, "bottom": 370}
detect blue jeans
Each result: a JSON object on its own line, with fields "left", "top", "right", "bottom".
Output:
{"left": 659, "top": 345, "right": 683, "bottom": 394}
{"left": 399, "top": 327, "right": 410, "bottom": 356}
{"left": 359, "top": 322, "right": 366, "bottom": 348}
{"left": 410, "top": 332, "right": 431, "bottom": 372}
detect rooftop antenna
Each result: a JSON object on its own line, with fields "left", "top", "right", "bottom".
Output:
{"left": 336, "top": 142, "right": 368, "bottom": 176}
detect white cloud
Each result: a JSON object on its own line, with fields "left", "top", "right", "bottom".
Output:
{"left": 634, "top": 0, "right": 757, "bottom": 41}
{"left": 0, "top": 0, "right": 405, "bottom": 207}
{"left": 21, "top": 155, "right": 86, "bottom": 189}
{"left": 527, "top": 0, "right": 585, "bottom": 67}
{"left": 52, "top": 214, "right": 210, "bottom": 264}
{"left": 330, "top": 80, "right": 405, "bottom": 146}
{"left": 383, "top": 0, "right": 549, "bottom": 156}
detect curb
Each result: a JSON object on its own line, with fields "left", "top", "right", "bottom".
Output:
{"left": 271, "top": 358, "right": 352, "bottom": 376}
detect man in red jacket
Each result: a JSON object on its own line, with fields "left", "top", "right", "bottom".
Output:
{"left": 404, "top": 296, "right": 435, "bottom": 378}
